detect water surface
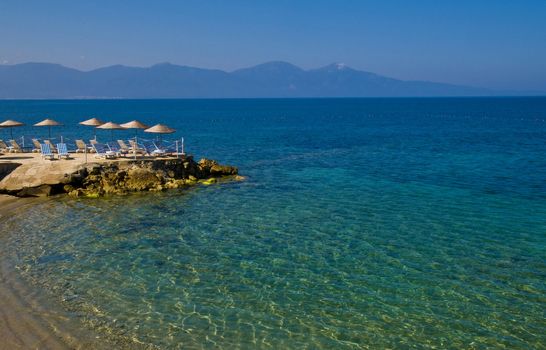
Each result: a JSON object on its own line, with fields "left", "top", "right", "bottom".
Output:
{"left": 1, "top": 98, "right": 545, "bottom": 348}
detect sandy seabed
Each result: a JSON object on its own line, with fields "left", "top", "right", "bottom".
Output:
{"left": 0, "top": 195, "right": 113, "bottom": 350}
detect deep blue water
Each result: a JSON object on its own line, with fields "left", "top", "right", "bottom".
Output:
{"left": 1, "top": 98, "right": 545, "bottom": 348}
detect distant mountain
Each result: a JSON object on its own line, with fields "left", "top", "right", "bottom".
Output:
{"left": 0, "top": 61, "right": 539, "bottom": 99}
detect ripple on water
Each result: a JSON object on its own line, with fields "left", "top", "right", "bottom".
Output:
{"left": 1, "top": 98, "right": 545, "bottom": 348}
{"left": 1, "top": 173, "right": 545, "bottom": 349}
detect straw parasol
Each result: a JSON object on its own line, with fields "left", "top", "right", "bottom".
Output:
{"left": 96, "top": 122, "right": 126, "bottom": 141}
{"left": 0, "top": 119, "right": 25, "bottom": 140}
{"left": 120, "top": 120, "right": 149, "bottom": 139}
{"left": 144, "top": 124, "right": 176, "bottom": 144}
{"left": 79, "top": 117, "right": 104, "bottom": 140}
{"left": 34, "top": 118, "right": 63, "bottom": 140}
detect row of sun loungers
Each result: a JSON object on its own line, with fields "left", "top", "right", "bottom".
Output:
{"left": 0, "top": 139, "right": 23, "bottom": 153}
{"left": 1, "top": 138, "right": 181, "bottom": 160}
{"left": 90, "top": 140, "right": 176, "bottom": 159}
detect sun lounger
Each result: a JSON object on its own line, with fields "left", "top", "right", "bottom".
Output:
{"left": 40, "top": 143, "right": 54, "bottom": 160}
{"left": 128, "top": 140, "right": 146, "bottom": 154}
{"left": 56, "top": 143, "right": 70, "bottom": 159}
{"left": 117, "top": 140, "right": 133, "bottom": 153}
{"left": 153, "top": 141, "right": 181, "bottom": 156}
{"left": 93, "top": 143, "right": 117, "bottom": 159}
{"left": 9, "top": 140, "right": 23, "bottom": 153}
{"left": 89, "top": 139, "right": 98, "bottom": 152}
{"left": 142, "top": 140, "right": 166, "bottom": 156}
{"left": 44, "top": 140, "right": 57, "bottom": 153}
{"left": 0, "top": 140, "right": 12, "bottom": 152}
{"left": 31, "top": 139, "right": 42, "bottom": 153}
{"left": 75, "top": 139, "right": 90, "bottom": 153}
{"left": 107, "top": 142, "right": 127, "bottom": 157}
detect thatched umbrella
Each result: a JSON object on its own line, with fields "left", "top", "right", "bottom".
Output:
{"left": 0, "top": 120, "right": 25, "bottom": 140}
{"left": 120, "top": 120, "right": 149, "bottom": 139}
{"left": 96, "top": 122, "right": 126, "bottom": 141}
{"left": 144, "top": 124, "right": 176, "bottom": 144}
{"left": 34, "top": 118, "right": 63, "bottom": 140}
{"left": 79, "top": 117, "right": 105, "bottom": 140}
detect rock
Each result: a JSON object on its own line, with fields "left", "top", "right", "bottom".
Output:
{"left": 164, "top": 179, "right": 185, "bottom": 189}
{"left": 85, "top": 191, "right": 101, "bottom": 198}
{"left": 124, "top": 168, "right": 162, "bottom": 191}
{"left": 149, "top": 184, "right": 164, "bottom": 192}
{"left": 42, "top": 157, "right": 241, "bottom": 197}
{"left": 198, "top": 158, "right": 218, "bottom": 168}
{"left": 197, "top": 158, "right": 238, "bottom": 177}
{"left": 199, "top": 178, "right": 217, "bottom": 186}
{"left": 17, "top": 185, "right": 53, "bottom": 197}
{"left": 234, "top": 175, "right": 246, "bottom": 181}
{"left": 68, "top": 188, "right": 85, "bottom": 197}
{"left": 210, "top": 164, "right": 238, "bottom": 176}
{"left": 89, "top": 165, "right": 102, "bottom": 175}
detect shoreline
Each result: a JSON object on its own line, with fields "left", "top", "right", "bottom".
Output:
{"left": 0, "top": 167, "right": 243, "bottom": 349}
{"left": 0, "top": 153, "right": 241, "bottom": 348}
{"left": 0, "top": 195, "right": 135, "bottom": 349}
{"left": 0, "top": 196, "right": 73, "bottom": 349}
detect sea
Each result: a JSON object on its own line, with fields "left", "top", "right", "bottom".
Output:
{"left": 0, "top": 98, "right": 545, "bottom": 349}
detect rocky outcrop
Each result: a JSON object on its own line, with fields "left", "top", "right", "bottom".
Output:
{"left": 0, "top": 156, "right": 242, "bottom": 198}
{"left": 0, "top": 162, "right": 21, "bottom": 182}
{"left": 197, "top": 158, "right": 238, "bottom": 177}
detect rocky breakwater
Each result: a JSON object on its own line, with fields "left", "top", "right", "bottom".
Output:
{"left": 0, "top": 156, "right": 242, "bottom": 198}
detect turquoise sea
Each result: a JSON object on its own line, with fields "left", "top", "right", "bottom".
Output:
{"left": 1, "top": 98, "right": 545, "bottom": 349}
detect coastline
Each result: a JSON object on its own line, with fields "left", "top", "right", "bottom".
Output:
{"left": 0, "top": 150, "right": 240, "bottom": 348}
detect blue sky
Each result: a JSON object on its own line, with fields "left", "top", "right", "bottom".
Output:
{"left": 1, "top": 0, "right": 545, "bottom": 91}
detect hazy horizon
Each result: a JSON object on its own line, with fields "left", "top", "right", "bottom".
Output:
{"left": 1, "top": 1, "right": 545, "bottom": 91}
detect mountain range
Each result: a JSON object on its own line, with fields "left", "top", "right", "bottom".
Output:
{"left": 0, "top": 61, "right": 539, "bottom": 99}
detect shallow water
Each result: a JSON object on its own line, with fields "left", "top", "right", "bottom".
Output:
{"left": 1, "top": 98, "right": 545, "bottom": 348}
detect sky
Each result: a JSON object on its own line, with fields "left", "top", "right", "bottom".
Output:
{"left": 0, "top": 0, "right": 545, "bottom": 91}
